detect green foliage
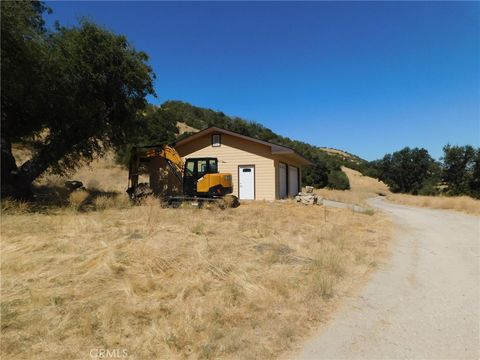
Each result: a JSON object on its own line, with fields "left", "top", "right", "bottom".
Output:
{"left": 116, "top": 105, "right": 179, "bottom": 165}
{"left": 470, "top": 150, "right": 480, "bottom": 199}
{"left": 155, "top": 100, "right": 367, "bottom": 189}
{"left": 327, "top": 170, "right": 350, "bottom": 190}
{"left": 39, "top": 21, "right": 154, "bottom": 169}
{"left": 441, "top": 145, "right": 478, "bottom": 197}
{"left": 417, "top": 179, "right": 440, "bottom": 196}
{"left": 369, "top": 145, "right": 480, "bottom": 199}
{"left": 1, "top": 1, "right": 50, "bottom": 140}
{"left": 357, "top": 163, "right": 381, "bottom": 179}
{"left": 303, "top": 161, "right": 329, "bottom": 188}
{"left": 372, "top": 147, "right": 440, "bottom": 194}
{"left": 1, "top": 2, "right": 155, "bottom": 197}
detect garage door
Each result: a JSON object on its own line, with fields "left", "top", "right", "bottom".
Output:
{"left": 279, "top": 163, "right": 287, "bottom": 199}
{"left": 288, "top": 166, "right": 298, "bottom": 197}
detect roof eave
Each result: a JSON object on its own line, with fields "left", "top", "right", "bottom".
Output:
{"left": 174, "top": 125, "right": 313, "bottom": 165}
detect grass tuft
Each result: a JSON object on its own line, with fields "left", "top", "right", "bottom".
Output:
{"left": 1, "top": 199, "right": 32, "bottom": 215}
{"left": 310, "top": 273, "right": 335, "bottom": 300}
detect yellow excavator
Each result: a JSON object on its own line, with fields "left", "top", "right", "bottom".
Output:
{"left": 127, "top": 144, "right": 238, "bottom": 207}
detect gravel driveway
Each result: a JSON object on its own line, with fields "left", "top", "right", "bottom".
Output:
{"left": 297, "top": 197, "right": 479, "bottom": 359}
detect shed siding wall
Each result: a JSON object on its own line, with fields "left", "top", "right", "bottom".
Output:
{"left": 176, "top": 134, "right": 276, "bottom": 200}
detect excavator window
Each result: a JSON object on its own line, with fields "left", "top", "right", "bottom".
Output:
{"left": 208, "top": 159, "right": 218, "bottom": 173}
{"left": 186, "top": 161, "right": 195, "bottom": 176}
{"left": 184, "top": 158, "right": 219, "bottom": 179}
{"left": 202, "top": 159, "right": 218, "bottom": 174}
{"left": 198, "top": 160, "right": 208, "bottom": 177}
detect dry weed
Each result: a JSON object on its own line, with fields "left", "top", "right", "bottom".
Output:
{"left": 2, "top": 201, "right": 390, "bottom": 359}
{"left": 94, "top": 194, "right": 131, "bottom": 210}
{"left": 315, "top": 188, "right": 366, "bottom": 205}
{"left": 68, "top": 189, "right": 89, "bottom": 209}
{"left": 1, "top": 199, "right": 32, "bottom": 215}
{"left": 87, "top": 179, "right": 101, "bottom": 191}
{"left": 387, "top": 193, "right": 480, "bottom": 216}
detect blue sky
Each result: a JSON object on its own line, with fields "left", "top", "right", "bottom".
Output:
{"left": 45, "top": 1, "right": 479, "bottom": 160}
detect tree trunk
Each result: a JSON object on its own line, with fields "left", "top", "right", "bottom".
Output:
{"left": 15, "top": 142, "right": 66, "bottom": 198}
{"left": 1, "top": 132, "right": 64, "bottom": 199}
{"left": 0, "top": 130, "right": 24, "bottom": 198}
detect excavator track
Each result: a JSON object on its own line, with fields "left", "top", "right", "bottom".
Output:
{"left": 167, "top": 195, "right": 239, "bottom": 209}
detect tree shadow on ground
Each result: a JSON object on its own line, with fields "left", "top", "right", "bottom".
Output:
{"left": 2, "top": 184, "right": 125, "bottom": 214}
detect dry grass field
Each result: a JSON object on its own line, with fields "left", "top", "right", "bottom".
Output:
{"left": 1, "top": 156, "right": 391, "bottom": 359}
{"left": 177, "top": 122, "right": 199, "bottom": 135}
{"left": 1, "top": 200, "right": 390, "bottom": 360}
{"left": 387, "top": 193, "right": 480, "bottom": 216}
{"left": 315, "top": 167, "right": 389, "bottom": 206}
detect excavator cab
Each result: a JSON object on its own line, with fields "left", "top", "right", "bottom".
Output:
{"left": 183, "top": 158, "right": 233, "bottom": 197}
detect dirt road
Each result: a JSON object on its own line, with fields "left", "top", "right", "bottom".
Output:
{"left": 297, "top": 198, "right": 479, "bottom": 359}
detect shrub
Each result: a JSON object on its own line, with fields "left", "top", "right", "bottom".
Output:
{"left": 418, "top": 180, "right": 440, "bottom": 196}
{"left": 327, "top": 170, "right": 350, "bottom": 190}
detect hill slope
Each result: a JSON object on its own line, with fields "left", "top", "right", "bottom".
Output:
{"left": 159, "top": 101, "right": 375, "bottom": 189}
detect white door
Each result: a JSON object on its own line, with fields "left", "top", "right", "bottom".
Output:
{"left": 288, "top": 166, "right": 298, "bottom": 197}
{"left": 239, "top": 165, "right": 255, "bottom": 200}
{"left": 279, "top": 163, "right": 287, "bottom": 199}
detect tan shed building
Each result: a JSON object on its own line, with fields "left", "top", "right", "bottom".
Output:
{"left": 174, "top": 127, "right": 312, "bottom": 201}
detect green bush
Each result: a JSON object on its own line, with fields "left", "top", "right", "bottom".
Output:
{"left": 418, "top": 180, "right": 440, "bottom": 196}
{"left": 371, "top": 147, "right": 440, "bottom": 194}
{"left": 327, "top": 170, "right": 350, "bottom": 190}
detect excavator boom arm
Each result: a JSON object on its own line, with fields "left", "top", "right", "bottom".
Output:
{"left": 128, "top": 145, "right": 184, "bottom": 189}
